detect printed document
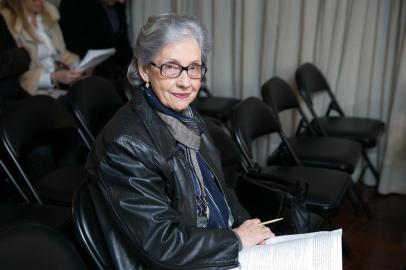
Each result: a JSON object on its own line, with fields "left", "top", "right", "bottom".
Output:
{"left": 76, "top": 48, "right": 116, "bottom": 71}
{"left": 232, "top": 229, "right": 342, "bottom": 270}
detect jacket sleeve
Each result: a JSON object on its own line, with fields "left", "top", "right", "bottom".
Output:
{"left": 92, "top": 137, "right": 241, "bottom": 270}
{"left": 0, "top": 14, "right": 31, "bottom": 79}
{"left": 0, "top": 47, "right": 30, "bottom": 80}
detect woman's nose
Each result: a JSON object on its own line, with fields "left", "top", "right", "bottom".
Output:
{"left": 176, "top": 70, "right": 192, "bottom": 88}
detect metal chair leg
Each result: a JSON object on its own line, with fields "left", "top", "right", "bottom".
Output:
{"left": 362, "top": 149, "right": 380, "bottom": 185}
{"left": 348, "top": 184, "right": 371, "bottom": 219}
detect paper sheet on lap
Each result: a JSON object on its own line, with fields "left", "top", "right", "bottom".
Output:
{"left": 231, "top": 229, "right": 342, "bottom": 270}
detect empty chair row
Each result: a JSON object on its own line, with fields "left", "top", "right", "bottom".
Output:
{"left": 228, "top": 97, "right": 361, "bottom": 220}
{"left": 193, "top": 62, "right": 385, "bottom": 186}
{"left": 261, "top": 77, "right": 362, "bottom": 176}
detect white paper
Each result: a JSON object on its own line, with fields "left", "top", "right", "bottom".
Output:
{"left": 232, "top": 229, "right": 342, "bottom": 270}
{"left": 76, "top": 48, "right": 116, "bottom": 71}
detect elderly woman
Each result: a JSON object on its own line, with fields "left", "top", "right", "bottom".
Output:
{"left": 86, "top": 13, "right": 274, "bottom": 269}
{"left": 0, "top": 0, "right": 83, "bottom": 98}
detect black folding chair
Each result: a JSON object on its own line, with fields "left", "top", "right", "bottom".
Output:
{"left": 70, "top": 75, "right": 125, "bottom": 142}
{"left": 295, "top": 63, "right": 385, "bottom": 184}
{"left": 261, "top": 76, "right": 363, "bottom": 175}
{"left": 0, "top": 95, "right": 89, "bottom": 205}
{"left": 230, "top": 97, "right": 353, "bottom": 220}
{"left": 205, "top": 120, "right": 323, "bottom": 234}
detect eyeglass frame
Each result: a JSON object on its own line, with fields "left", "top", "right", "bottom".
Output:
{"left": 149, "top": 62, "right": 207, "bottom": 80}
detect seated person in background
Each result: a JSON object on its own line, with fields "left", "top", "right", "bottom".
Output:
{"left": 0, "top": 0, "right": 85, "bottom": 99}
{"left": 86, "top": 13, "right": 274, "bottom": 269}
{"left": 59, "top": 0, "right": 132, "bottom": 81}
{"left": 0, "top": 13, "right": 30, "bottom": 105}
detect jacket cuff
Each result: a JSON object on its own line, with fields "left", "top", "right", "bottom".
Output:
{"left": 231, "top": 230, "right": 243, "bottom": 251}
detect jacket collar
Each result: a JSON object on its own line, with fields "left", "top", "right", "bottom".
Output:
{"left": 130, "top": 89, "right": 178, "bottom": 160}
{"left": 130, "top": 89, "right": 217, "bottom": 167}
{"left": 156, "top": 111, "right": 201, "bottom": 151}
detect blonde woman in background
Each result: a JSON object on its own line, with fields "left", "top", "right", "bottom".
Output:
{"left": 0, "top": 0, "right": 85, "bottom": 98}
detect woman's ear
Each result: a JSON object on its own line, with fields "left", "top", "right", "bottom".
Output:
{"left": 138, "top": 62, "right": 149, "bottom": 83}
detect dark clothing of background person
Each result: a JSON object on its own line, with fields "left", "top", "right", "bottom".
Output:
{"left": 0, "top": 14, "right": 30, "bottom": 105}
{"left": 58, "top": 0, "right": 132, "bottom": 80}
{"left": 86, "top": 89, "right": 250, "bottom": 269}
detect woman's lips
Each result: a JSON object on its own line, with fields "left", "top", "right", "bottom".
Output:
{"left": 172, "top": 93, "right": 191, "bottom": 99}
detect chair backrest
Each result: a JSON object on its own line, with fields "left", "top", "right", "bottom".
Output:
{"left": 70, "top": 75, "right": 125, "bottom": 141}
{"left": 231, "top": 97, "right": 302, "bottom": 168}
{"left": 1, "top": 95, "right": 80, "bottom": 158}
{"left": 261, "top": 77, "right": 301, "bottom": 113}
{"left": 231, "top": 97, "right": 282, "bottom": 162}
{"left": 0, "top": 222, "right": 87, "bottom": 270}
{"left": 73, "top": 182, "right": 114, "bottom": 270}
{"left": 0, "top": 95, "right": 89, "bottom": 202}
{"left": 295, "top": 63, "right": 331, "bottom": 98}
{"left": 295, "top": 62, "right": 345, "bottom": 116}
{"left": 261, "top": 76, "right": 316, "bottom": 135}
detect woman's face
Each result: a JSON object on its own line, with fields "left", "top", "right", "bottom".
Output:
{"left": 23, "top": 0, "right": 44, "bottom": 15}
{"left": 139, "top": 38, "right": 203, "bottom": 112}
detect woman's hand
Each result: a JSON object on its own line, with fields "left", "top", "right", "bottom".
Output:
{"left": 83, "top": 66, "right": 95, "bottom": 76}
{"left": 232, "top": 219, "right": 275, "bottom": 249}
{"left": 52, "top": 69, "right": 83, "bottom": 86}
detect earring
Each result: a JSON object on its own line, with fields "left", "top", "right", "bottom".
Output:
{"left": 145, "top": 82, "right": 150, "bottom": 88}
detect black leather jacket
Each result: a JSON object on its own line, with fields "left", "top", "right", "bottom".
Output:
{"left": 86, "top": 90, "right": 250, "bottom": 270}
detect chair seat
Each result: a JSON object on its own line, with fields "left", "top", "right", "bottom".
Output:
{"left": 193, "top": 97, "right": 240, "bottom": 122}
{"left": 286, "top": 136, "right": 362, "bottom": 173}
{"left": 315, "top": 117, "right": 385, "bottom": 148}
{"left": 261, "top": 166, "right": 352, "bottom": 212}
{"left": 0, "top": 203, "right": 71, "bottom": 230}
{"left": 36, "top": 165, "right": 86, "bottom": 204}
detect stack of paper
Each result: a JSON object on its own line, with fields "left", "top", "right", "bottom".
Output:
{"left": 233, "top": 229, "right": 342, "bottom": 270}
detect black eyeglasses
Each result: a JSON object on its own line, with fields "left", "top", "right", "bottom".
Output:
{"left": 150, "top": 62, "right": 207, "bottom": 80}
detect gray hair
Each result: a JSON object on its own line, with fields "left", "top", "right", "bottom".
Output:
{"left": 127, "top": 13, "right": 211, "bottom": 86}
